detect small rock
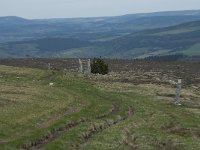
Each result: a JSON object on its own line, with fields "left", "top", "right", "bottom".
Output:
{"left": 191, "top": 86, "right": 198, "bottom": 89}
{"left": 155, "top": 77, "right": 160, "bottom": 81}
{"left": 169, "top": 80, "right": 176, "bottom": 85}
{"left": 49, "top": 83, "right": 54, "bottom": 86}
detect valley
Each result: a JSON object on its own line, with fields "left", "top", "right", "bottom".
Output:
{"left": 0, "top": 10, "right": 200, "bottom": 58}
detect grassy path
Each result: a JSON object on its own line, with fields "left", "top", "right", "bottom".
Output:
{"left": 0, "top": 65, "right": 200, "bottom": 150}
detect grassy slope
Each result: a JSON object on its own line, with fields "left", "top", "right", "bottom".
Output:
{"left": 94, "top": 20, "right": 200, "bottom": 58}
{"left": 183, "top": 43, "right": 200, "bottom": 56}
{"left": 1, "top": 10, "right": 200, "bottom": 44}
{"left": 1, "top": 20, "right": 200, "bottom": 59}
{"left": 0, "top": 66, "right": 200, "bottom": 150}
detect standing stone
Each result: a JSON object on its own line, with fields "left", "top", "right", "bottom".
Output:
{"left": 87, "top": 59, "right": 91, "bottom": 75}
{"left": 175, "top": 79, "right": 182, "bottom": 105}
{"left": 48, "top": 63, "right": 51, "bottom": 70}
{"left": 79, "top": 59, "right": 83, "bottom": 73}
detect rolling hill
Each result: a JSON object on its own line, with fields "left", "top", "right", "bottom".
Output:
{"left": 1, "top": 10, "right": 200, "bottom": 43}
{"left": 0, "top": 38, "right": 91, "bottom": 58}
{"left": 59, "top": 20, "right": 200, "bottom": 58}
{"left": 0, "top": 20, "right": 200, "bottom": 58}
{"left": 99, "top": 20, "right": 200, "bottom": 58}
{"left": 0, "top": 10, "right": 200, "bottom": 58}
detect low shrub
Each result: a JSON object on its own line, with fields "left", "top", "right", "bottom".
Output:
{"left": 91, "top": 58, "right": 108, "bottom": 75}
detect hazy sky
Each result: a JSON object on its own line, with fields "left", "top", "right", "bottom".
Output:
{"left": 0, "top": 0, "right": 200, "bottom": 19}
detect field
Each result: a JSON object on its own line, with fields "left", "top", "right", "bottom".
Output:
{"left": 0, "top": 59, "right": 200, "bottom": 150}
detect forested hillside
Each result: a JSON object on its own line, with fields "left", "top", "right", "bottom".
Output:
{"left": 0, "top": 10, "right": 200, "bottom": 58}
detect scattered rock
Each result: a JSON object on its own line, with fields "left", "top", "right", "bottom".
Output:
{"left": 49, "top": 83, "right": 54, "bottom": 86}
{"left": 169, "top": 80, "right": 176, "bottom": 85}
{"left": 191, "top": 86, "right": 198, "bottom": 89}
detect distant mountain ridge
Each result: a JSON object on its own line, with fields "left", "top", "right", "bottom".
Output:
{"left": 0, "top": 20, "right": 200, "bottom": 58}
{"left": 1, "top": 10, "right": 200, "bottom": 43}
{"left": 0, "top": 10, "right": 200, "bottom": 58}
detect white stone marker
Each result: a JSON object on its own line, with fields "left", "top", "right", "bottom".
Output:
{"left": 87, "top": 59, "right": 91, "bottom": 75}
{"left": 79, "top": 59, "right": 83, "bottom": 73}
{"left": 175, "top": 79, "right": 182, "bottom": 105}
{"left": 48, "top": 63, "right": 51, "bottom": 70}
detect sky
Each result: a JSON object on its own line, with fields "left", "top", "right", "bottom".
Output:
{"left": 0, "top": 0, "right": 200, "bottom": 19}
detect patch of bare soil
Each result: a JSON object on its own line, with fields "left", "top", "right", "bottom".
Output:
{"left": 96, "top": 104, "right": 119, "bottom": 119}
{"left": 22, "top": 118, "right": 88, "bottom": 150}
{"left": 75, "top": 106, "right": 134, "bottom": 149}
{"left": 37, "top": 107, "right": 82, "bottom": 128}
{"left": 22, "top": 104, "right": 121, "bottom": 150}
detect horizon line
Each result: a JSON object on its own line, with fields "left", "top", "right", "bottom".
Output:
{"left": 0, "top": 9, "right": 200, "bottom": 20}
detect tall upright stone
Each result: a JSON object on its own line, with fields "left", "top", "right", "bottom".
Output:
{"left": 79, "top": 59, "right": 83, "bottom": 73}
{"left": 87, "top": 59, "right": 91, "bottom": 75}
{"left": 175, "top": 79, "right": 182, "bottom": 105}
{"left": 48, "top": 63, "right": 51, "bottom": 70}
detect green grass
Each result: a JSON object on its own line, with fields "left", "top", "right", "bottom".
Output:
{"left": 154, "top": 27, "right": 200, "bottom": 36}
{"left": 183, "top": 43, "right": 200, "bottom": 56}
{"left": 0, "top": 65, "right": 200, "bottom": 150}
